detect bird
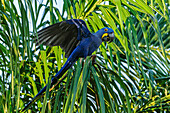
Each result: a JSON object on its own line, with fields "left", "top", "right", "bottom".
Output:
{"left": 22, "top": 19, "right": 114, "bottom": 111}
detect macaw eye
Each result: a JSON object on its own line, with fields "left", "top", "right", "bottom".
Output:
{"left": 104, "top": 28, "right": 108, "bottom": 32}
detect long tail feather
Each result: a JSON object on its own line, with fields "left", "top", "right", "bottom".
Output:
{"left": 22, "top": 57, "right": 76, "bottom": 112}
{"left": 21, "top": 86, "right": 47, "bottom": 112}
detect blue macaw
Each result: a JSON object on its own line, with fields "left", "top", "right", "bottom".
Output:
{"left": 22, "top": 19, "right": 114, "bottom": 111}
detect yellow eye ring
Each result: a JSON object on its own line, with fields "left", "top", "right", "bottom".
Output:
{"left": 104, "top": 28, "right": 108, "bottom": 32}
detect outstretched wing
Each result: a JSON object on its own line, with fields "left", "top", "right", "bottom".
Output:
{"left": 35, "top": 19, "right": 91, "bottom": 58}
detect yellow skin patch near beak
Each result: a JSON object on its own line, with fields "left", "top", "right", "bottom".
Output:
{"left": 102, "top": 33, "right": 109, "bottom": 39}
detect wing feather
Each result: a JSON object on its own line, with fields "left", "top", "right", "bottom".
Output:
{"left": 35, "top": 19, "right": 91, "bottom": 57}
{"left": 65, "top": 39, "right": 78, "bottom": 57}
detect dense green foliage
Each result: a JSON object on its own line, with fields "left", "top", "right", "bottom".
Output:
{"left": 0, "top": 0, "right": 170, "bottom": 112}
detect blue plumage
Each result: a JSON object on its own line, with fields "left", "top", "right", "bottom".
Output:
{"left": 22, "top": 19, "right": 114, "bottom": 111}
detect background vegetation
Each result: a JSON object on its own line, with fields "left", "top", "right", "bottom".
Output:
{"left": 0, "top": 0, "right": 170, "bottom": 112}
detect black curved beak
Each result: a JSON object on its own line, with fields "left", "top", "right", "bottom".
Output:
{"left": 108, "top": 32, "right": 114, "bottom": 43}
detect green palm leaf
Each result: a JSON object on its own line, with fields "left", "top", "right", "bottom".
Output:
{"left": 0, "top": 0, "right": 169, "bottom": 112}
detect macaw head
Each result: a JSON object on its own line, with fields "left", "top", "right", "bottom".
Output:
{"left": 100, "top": 27, "right": 114, "bottom": 43}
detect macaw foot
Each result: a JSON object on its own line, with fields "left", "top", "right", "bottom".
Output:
{"left": 91, "top": 55, "right": 97, "bottom": 65}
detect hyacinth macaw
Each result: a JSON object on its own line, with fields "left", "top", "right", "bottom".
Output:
{"left": 22, "top": 19, "right": 114, "bottom": 111}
